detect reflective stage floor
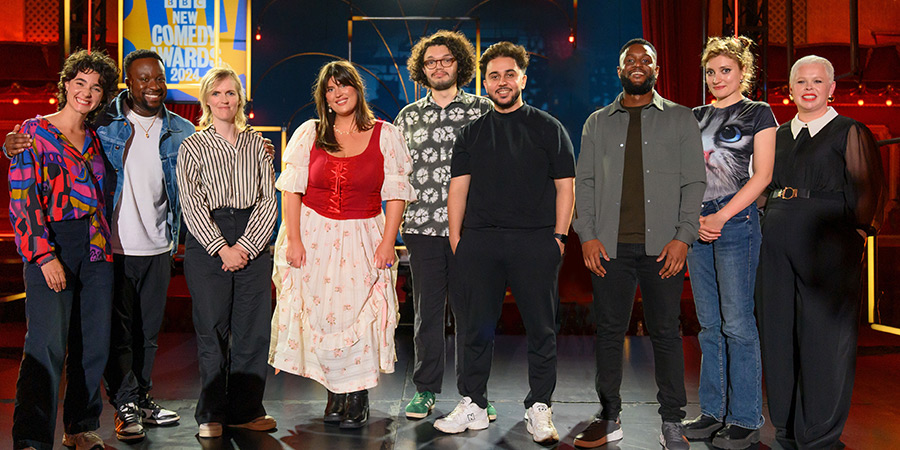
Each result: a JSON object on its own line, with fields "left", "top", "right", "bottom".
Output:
{"left": 2, "top": 327, "right": 899, "bottom": 449}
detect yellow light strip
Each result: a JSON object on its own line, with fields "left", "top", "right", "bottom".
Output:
{"left": 866, "top": 235, "right": 900, "bottom": 335}
{"left": 118, "top": 0, "right": 124, "bottom": 73}
{"left": 64, "top": 0, "right": 71, "bottom": 55}
{"left": 214, "top": 0, "right": 221, "bottom": 68}
{"left": 247, "top": 0, "right": 252, "bottom": 100}
{"left": 1, "top": 292, "right": 26, "bottom": 303}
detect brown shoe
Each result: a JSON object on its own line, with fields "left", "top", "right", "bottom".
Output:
{"left": 62, "top": 431, "right": 105, "bottom": 449}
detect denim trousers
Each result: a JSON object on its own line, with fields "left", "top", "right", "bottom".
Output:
{"left": 13, "top": 218, "right": 113, "bottom": 450}
{"left": 686, "top": 195, "right": 763, "bottom": 429}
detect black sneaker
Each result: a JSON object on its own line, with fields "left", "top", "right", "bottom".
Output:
{"left": 139, "top": 394, "right": 180, "bottom": 425}
{"left": 682, "top": 413, "right": 723, "bottom": 440}
{"left": 573, "top": 416, "right": 623, "bottom": 448}
{"left": 115, "top": 402, "right": 145, "bottom": 441}
{"left": 711, "top": 424, "right": 760, "bottom": 449}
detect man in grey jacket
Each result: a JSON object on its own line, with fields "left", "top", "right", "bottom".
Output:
{"left": 571, "top": 38, "right": 705, "bottom": 450}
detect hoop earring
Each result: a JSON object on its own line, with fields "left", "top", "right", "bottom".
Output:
{"left": 828, "top": 96, "right": 835, "bottom": 102}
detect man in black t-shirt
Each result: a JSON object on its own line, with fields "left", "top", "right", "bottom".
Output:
{"left": 432, "top": 41, "right": 575, "bottom": 446}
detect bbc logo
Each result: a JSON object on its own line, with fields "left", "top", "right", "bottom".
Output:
{"left": 165, "top": 0, "right": 207, "bottom": 8}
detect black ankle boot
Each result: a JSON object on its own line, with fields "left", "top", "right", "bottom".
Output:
{"left": 339, "top": 390, "right": 368, "bottom": 429}
{"left": 324, "top": 390, "right": 347, "bottom": 424}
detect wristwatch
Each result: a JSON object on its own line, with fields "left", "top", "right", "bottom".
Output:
{"left": 553, "top": 233, "right": 568, "bottom": 244}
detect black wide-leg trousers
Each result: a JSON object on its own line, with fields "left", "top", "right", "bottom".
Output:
{"left": 184, "top": 208, "right": 272, "bottom": 425}
{"left": 756, "top": 198, "right": 864, "bottom": 449}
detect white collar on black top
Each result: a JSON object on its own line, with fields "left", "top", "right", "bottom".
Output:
{"left": 790, "top": 106, "right": 838, "bottom": 138}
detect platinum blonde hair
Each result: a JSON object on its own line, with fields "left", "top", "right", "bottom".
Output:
{"left": 790, "top": 55, "right": 834, "bottom": 84}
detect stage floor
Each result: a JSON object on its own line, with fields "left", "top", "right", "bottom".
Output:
{"left": 1, "top": 327, "right": 899, "bottom": 449}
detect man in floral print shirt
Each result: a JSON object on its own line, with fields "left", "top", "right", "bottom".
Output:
{"left": 394, "top": 30, "right": 493, "bottom": 420}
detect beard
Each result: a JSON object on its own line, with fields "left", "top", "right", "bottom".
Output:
{"left": 427, "top": 72, "right": 457, "bottom": 91}
{"left": 620, "top": 71, "right": 656, "bottom": 95}
{"left": 487, "top": 87, "right": 521, "bottom": 110}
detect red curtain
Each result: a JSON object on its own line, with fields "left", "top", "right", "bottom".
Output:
{"left": 641, "top": 0, "right": 706, "bottom": 108}
{"left": 165, "top": 103, "right": 201, "bottom": 126}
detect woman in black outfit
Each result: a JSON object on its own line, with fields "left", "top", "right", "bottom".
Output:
{"left": 756, "top": 55, "right": 885, "bottom": 449}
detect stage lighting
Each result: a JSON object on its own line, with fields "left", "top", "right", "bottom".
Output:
{"left": 255, "top": 27, "right": 261, "bottom": 41}
{"left": 249, "top": 110, "right": 255, "bottom": 119}
{"left": 887, "top": 99, "right": 893, "bottom": 106}
{"left": 568, "top": 33, "right": 575, "bottom": 44}
{"left": 782, "top": 98, "right": 790, "bottom": 105}
{"left": 12, "top": 98, "right": 19, "bottom": 105}
{"left": 858, "top": 99, "right": 864, "bottom": 106}
{"left": 49, "top": 98, "right": 56, "bottom": 104}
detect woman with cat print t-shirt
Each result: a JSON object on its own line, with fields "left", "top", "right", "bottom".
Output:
{"left": 682, "top": 36, "right": 776, "bottom": 449}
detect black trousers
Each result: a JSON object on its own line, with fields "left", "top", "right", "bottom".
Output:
{"left": 105, "top": 252, "right": 171, "bottom": 407}
{"left": 591, "top": 243, "right": 687, "bottom": 422}
{"left": 402, "top": 233, "right": 463, "bottom": 394}
{"left": 454, "top": 227, "right": 562, "bottom": 409}
{"left": 184, "top": 208, "right": 272, "bottom": 425}
{"left": 14, "top": 218, "right": 113, "bottom": 450}
{"left": 756, "top": 199, "right": 864, "bottom": 449}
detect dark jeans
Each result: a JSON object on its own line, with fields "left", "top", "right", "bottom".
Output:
{"left": 454, "top": 227, "right": 562, "bottom": 409}
{"left": 591, "top": 243, "right": 687, "bottom": 422}
{"left": 756, "top": 199, "right": 864, "bottom": 449}
{"left": 184, "top": 208, "right": 272, "bottom": 425}
{"left": 13, "top": 218, "right": 113, "bottom": 450}
{"left": 105, "top": 252, "right": 171, "bottom": 407}
{"left": 402, "top": 233, "right": 463, "bottom": 394}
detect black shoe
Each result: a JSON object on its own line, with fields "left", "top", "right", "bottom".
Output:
{"left": 324, "top": 391, "right": 347, "bottom": 424}
{"left": 573, "top": 416, "right": 623, "bottom": 448}
{"left": 114, "top": 402, "right": 146, "bottom": 441}
{"left": 711, "top": 424, "right": 760, "bottom": 449}
{"left": 682, "top": 413, "right": 723, "bottom": 440}
{"left": 339, "top": 390, "right": 369, "bottom": 429}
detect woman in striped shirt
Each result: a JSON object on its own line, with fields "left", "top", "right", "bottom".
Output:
{"left": 9, "top": 49, "right": 118, "bottom": 450}
{"left": 176, "top": 67, "right": 277, "bottom": 438}
{"left": 268, "top": 61, "right": 416, "bottom": 428}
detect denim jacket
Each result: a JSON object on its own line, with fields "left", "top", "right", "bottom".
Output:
{"left": 94, "top": 90, "right": 195, "bottom": 254}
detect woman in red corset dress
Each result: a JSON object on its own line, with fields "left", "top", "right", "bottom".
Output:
{"left": 268, "top": 61, "right": 416, "bottom": 429}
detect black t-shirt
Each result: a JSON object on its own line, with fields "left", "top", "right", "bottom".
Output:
{"left": 450, "top": 104, "right": 576, "bottom": 229}
{"left": 618, "top": 106, "right": 646, "bottom": 243}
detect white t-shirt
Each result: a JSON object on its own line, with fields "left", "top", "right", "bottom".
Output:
{"left": 110, "top": 106, "right": 172, "bottom": 255}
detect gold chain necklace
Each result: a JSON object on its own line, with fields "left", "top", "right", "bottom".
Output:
{"left": 133, "top": 114, "right": 158, "bottom": 138}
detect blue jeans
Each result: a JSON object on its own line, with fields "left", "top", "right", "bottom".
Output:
{"left": 686, "top": 195, "right": 763, "bottom": 429}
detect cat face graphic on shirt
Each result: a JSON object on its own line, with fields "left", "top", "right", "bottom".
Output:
{"left": 698, "top": 107, "right": 754, "bottom": 200}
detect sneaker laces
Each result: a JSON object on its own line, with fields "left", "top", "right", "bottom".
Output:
{"left": 530, "top": 404, "right": 553, "bottom": 428}
{"left": 445, "top": 398, "right": 473, "bottom": 420}
{"left": 141, "top": 395, "right": 162, "bottom": 410}
{"left": 662, "top": 422, "right": 686, "bottom": 443}
{"left": 118, "top": 403, "right": 141, "bottom": 422}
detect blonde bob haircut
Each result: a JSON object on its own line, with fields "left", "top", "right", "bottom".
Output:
{"left": 198, "top": 67, "right": 248, "bottom": 130}
{"left": 790, "top": 55, "right": 835, "bottom": 85}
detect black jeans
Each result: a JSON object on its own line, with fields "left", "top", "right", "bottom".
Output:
{"left": 184, "top": 208, "right": 272, "bottom": 425}
{"left": 454, "top": 227, "right": 562, "bottom": 409}
{"left": 13, "top": 218, "right": 113, "bottom": 450}
{"left": 402, "top": 233, "right": 463, "bottom": 394}
{"left": 105, "top": 252, "right": 171, "bottom": 407}
{"left": 591, "top": 243, "right": 687, "bottom": 422}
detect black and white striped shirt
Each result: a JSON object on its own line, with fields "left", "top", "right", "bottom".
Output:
{"left": 176, "top": 125, "right": 276, "bottom": 258}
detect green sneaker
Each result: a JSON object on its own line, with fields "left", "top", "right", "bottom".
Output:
{"left": 405, "top": 391, "right": 436, "bottom": 419}
{"left": 487, "top": 402, "right": 498, "bottom": 421}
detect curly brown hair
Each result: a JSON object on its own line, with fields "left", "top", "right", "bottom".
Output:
{"left": 479, "top": 41, "right": 529, "bottom": 77}
{"left": 312, "top": 60, "right": 375, "bottom": 153}
{"left": 57, "top": 49, "right": 119, "bottom": 121}
{"left": 701, "top": 36, "right": 756, "bottom": 94}
{"left": 407, "top": 30, "right": 478, "bottom": 89}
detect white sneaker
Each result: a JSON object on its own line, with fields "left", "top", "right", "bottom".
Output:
{"left": 433, "top": 396, "right": 489, "bottom": 434}
{"left": 524, "top": 402, "right": 559, "bottom": 444}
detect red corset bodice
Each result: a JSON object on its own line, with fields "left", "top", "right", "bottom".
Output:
{"left": 304, "top": 121, "right": 385, "bottom": 219}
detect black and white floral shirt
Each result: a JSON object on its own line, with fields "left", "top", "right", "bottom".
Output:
{"left": 395, "top": 90, "right": 493, "bottom": 236}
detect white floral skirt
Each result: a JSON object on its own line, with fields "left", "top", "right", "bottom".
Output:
{"left": 269, "top": 204, "right": 399, "bottom": 393}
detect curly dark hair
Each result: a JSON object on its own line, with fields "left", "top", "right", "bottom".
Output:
{"left": 701, "top": 36, "right": 756, "bottom": 93}
{"left": 479, "top": 41, "right": 529, "bottom": 76}
{"left": 123, "top": 49, "right": 164, "bottom": 79}
{"left": 407, "top": 30, "right": 478, "bottom": 88}
{"left": 57, "top": 49, "right": 119, "bottom": 121}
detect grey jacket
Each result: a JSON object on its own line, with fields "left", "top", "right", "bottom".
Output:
{"left": 573, "top": 91, "right": 705, "bottom": 258}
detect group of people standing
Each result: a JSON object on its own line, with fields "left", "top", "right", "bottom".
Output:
{"left": 5, "top": 29, "right": 885, "bottom": 450}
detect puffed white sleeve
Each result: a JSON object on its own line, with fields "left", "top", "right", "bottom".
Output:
{"left": 379, "top": 121, "right": 417, "bottom": 202}
{"left": 275, "top": 119, "right": 317, "bottom": 194}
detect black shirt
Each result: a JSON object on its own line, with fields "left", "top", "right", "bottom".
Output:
{"left": 618, "top": 106, "right": 646, "bottom": 243}
{"left": 451, "top": 104, "right": 576, "bottom": 229}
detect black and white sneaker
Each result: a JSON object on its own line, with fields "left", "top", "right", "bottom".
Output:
{"left": 115, "top": 402, "right": 145, "bottom": 441}
{"left": 139, "top": 395, "right": 180, "bottom": 425}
